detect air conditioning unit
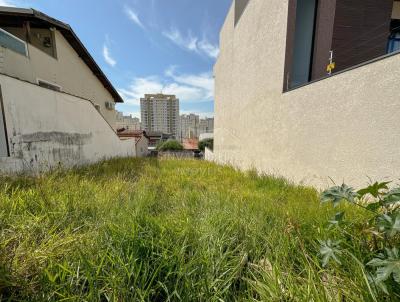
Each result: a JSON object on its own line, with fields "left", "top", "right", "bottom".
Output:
{"left": 105, "top": 101, "right": 115, "bottom": 110}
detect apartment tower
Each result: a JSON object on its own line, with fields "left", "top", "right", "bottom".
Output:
{"left": 140, "top": 94, "right": 179, "bottom": 138}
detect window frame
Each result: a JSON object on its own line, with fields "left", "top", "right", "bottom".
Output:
{"left": 0, "top": 27, "right": 29, "bottom": 57}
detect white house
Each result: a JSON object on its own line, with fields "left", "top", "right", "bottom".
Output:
{"left": 0, "top": 7, "right": 135, "bottom": 173}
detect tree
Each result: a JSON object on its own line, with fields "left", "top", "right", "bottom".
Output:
{"left": 156, "top": 140, "right": 183, "bottom": 151}
{"left": 198, "top": 139, "right": 213, "bottom": 151}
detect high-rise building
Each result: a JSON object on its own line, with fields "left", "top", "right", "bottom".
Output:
{"left": 179, "top": 114, "right": 200, "bottom": 141}
{"left": 179, "top": 114, "right": 214, "bottom": 141}
{"left": 199, "top": 117, "right": 214, "bottom": 135}
{"left": 140, "top": 94, "right": 179, "bottom": 138}
{"left": 115, "top": 111, "right": 141, "bottom": 130}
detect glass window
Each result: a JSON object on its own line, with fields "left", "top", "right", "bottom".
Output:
{"left": 0, "top": 28, "right": 28, "bottom": 56}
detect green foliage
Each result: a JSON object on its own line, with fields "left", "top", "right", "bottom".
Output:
{"left": 198, "top": 138, "right": 213, "bottom": 151}
{"left": 319, "top": 239, "right": 342, "bottom": 267}
{"left": 320, "top": 181, "right": 400, "bottom": 298}
{"left": 0, "top": 158, "right": 395, "bottom": 301}
{"left": 367, "top": 248, "right": 400, "bottom": 294}
{"left": 156, "top": 139, "right": 183, "bottom": 151}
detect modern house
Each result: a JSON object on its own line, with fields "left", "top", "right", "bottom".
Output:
{"left": 212, "top": 0, "right": 400, "bottom": 187}
{"left": 0, "top": 7, "right": 135, "bottom": 173}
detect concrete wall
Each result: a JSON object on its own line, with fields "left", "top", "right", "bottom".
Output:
{"left": 0, "top": 74, "right": 135, "bottom": 174}
{"left": 135, "top": 137, "right": 149, "bottom": 158}
{"left": 204, "top": 147, "right": 215, "bottom": 162}
{"left": 0, "top": 29, "right": 117, "bottom": 127}
{"left": 213, "top": 0, "right": 400, "bottom": 188}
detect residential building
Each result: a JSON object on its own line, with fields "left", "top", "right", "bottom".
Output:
{"left": 212, "top": 0, "right": 400, "bottom": 188}
{"left": 0, "top": 7, "right": 135, "bottom": 173}
{"left": 140, "top": 94, "right": 179, "bottom": 139}
{"left": 179, "top": 114, "right": 214, "bottom": 141}
{"left": 146, "top": 131, "right": 173, "bottom": 148}
{"left": 179, "top": 114, "right": 199, "bottom": 140}
{"left": 117, "top": 130, "right": 149, "bottom": 157}
{"left": 116, "top": 111, "right": 141, "bottom": 131}
{"left": 198, "top": 117, "right": 214, "bottom": 136}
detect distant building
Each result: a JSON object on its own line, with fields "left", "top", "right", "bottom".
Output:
{"left": 179, "top": 114, "right": 214, "bottom": 141}
{"left": 199, "top": 117, "right": 214, "bottom": 136}
{"left": 140, "top": 94, "right": 179, "bottom": 139}
{"left": 115, "top": 111, "right": 141, "bottom": 131}
{"left": 146, "top": 131, "right": 173, "bottom": 148}
{"left": 117, "top": 129, "right": 149, "bottom": 157}
{"left": 179, "top": 114, "right": 199, "bottom": 141}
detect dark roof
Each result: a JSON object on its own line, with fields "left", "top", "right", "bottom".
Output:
{"left": 0, "top": 6, "right": 123, "bottom": 103}
{"left": 146, "top": 131, "right": 173, "bottom": 137}
{"left": 117, "top": 129, "right": 148, "bottom": 138}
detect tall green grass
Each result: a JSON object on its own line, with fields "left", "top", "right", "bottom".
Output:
{"left": 0, "top": 158, "right": 384, "bottom": 301}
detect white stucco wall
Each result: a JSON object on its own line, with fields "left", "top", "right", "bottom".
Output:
{"left": 0, "top": 29, "right": 118, "bottom": 127}
{"left": 135, "top": 137, "right": 149, "bottom": 158}
{"left": 0, "top": 74, "right": 135, "bottom": 174}
{"left": 214, "top": 0, "right": 400, "bottom": 188}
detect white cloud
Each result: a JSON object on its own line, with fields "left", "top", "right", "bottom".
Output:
{"left": 102, "top": 44, "right": 116, "bottom": 67}
{"left": 125, "top": 6, "right": 145, "bottom": 29}
{"left": 0, "top": 0, "right": 16, "bottom": 6}
{"left": 118, "top": 68, "right": 214, "bottom": 106}
{"left": 162, "top": 27, "right": 219, "bottom": 59}
{"left": 165, "top": 66, "right": 214, "bottom": 99}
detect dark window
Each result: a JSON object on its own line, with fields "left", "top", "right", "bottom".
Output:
{"left": 388, "top": 19, "right": 400, "bottom": 53}
{"left": 0, "top": 28, "right": 28, "bottom": 56}
{"left": 284, "top": 0, "right": 395, "bottom": 91}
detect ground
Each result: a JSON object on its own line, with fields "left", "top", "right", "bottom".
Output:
{"left": 0, "top": 158, "right": 385, "bottom": 301}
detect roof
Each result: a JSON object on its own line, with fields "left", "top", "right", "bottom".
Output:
{"left": 146, "top": 131, "right": 173, "bottom": 138}
{"left": 0, "top": 6, "right": 123, "bottom": 103}
{"left": 117, "top": 129, "right": 148, "bottom": 139}
{"left": 182, "top": 138, "right": 199, "bottom": 150}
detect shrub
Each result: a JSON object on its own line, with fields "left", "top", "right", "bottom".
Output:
{"left": 199, "top": 138, "right": 213, "bottom": 151}
{"left": 156, "top": 139, "right": 183, "bottom": 151}
{"left": 320, "top": 182, "right": 400, "bottom": 298}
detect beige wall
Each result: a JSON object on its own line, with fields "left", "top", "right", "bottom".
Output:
{"left": 0, "top": 29, "right": 117, "bottom": 127}
{"left": 214, "top": 0, "right": 400, "bottom": 188}
{"left": 0, "top": 74, "right": 134, "bottom": 173}
{"left": 135, "top": 137, "right": 149, "bottom": 157}
{"left": 392, "top": 1, "right": 400, "bottom": 19}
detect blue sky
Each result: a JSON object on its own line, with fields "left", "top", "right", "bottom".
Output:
{"left": 1, "top": 0, "right": 232, "bottom": 118}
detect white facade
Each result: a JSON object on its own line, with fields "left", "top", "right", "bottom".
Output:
{"left": 0, "top": 74, "right": 135, "bottom": 173}
{"left": 0, "top": 8, "right": 135, "bottom": 173}
{"left": 140, "top": 94, "right": 179, "bottom": 138}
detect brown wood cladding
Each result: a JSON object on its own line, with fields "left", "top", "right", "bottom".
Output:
{"left": 311, "top": 0, "right": 337, "bottom": 80}
{"left": 331, "top": 0, "right": 394, "bottom": 73}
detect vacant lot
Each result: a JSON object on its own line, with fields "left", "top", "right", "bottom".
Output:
{"left": 0, "top": 158, "right": 382, "bottom": 301}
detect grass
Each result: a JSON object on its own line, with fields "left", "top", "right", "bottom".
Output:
{"left": 0, "top": 158, "right": 387, "bottom": 301}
